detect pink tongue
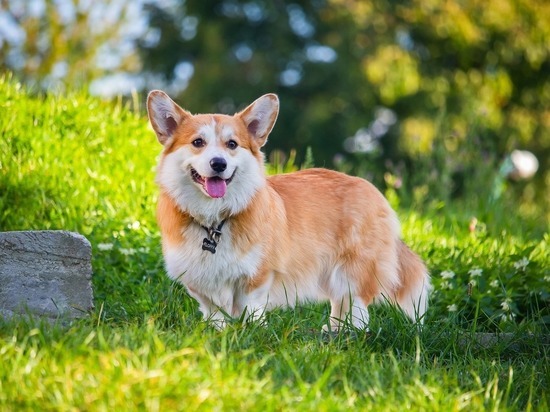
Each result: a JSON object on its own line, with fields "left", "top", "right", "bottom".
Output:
{"left": 205, "top": 177, "right": 227, "bottom": 198}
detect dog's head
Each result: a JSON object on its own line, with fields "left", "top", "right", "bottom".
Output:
{"left": 147, "top": 91, "right": 279, "bottom": 222}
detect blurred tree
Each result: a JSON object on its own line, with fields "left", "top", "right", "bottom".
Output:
{"left": 139, "top": 0, "right": 374, "bottom": 170}
{"left": 138, "top": 0, "right": 549, "bottom": 216}
{"left": 359, "top": 0, "right": 550, "bottom": 202}
{"left": 1, "top": 0, "right": 548, "bottom": 216}
{"left": 0, "top": 0, "right": 141, "bottom": 91}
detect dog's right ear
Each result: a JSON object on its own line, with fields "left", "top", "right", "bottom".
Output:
{"left": 147, "top": 90, "right": 190, "bottom": 146}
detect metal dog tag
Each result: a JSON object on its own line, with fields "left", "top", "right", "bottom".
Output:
{"left": 202, "top": 237, "right": 217, "bottom": 254}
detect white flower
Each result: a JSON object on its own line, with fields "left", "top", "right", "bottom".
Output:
{"left": 468, "top": 268, "right": 483, "bottom": 277}
{"left": 447, "top": 304, "right": 458, "bottom": 312}
{"left": 490, "top": 279, "right": 499, "bottom": 288}
{"left": 501, "top": 298, "right": 513, "bottom": 312}
{"left": 97, "top": 243, "right": 114, "bottom": 251}
{"left": 129, "top": 221, "right": 141, "bottom": 230}
{"left": 441, "top": 270, "right": 455, "bottom": 279}
{"left": 440, "top": 281, "right": 453, "bottom": 290}
{"left": 500, "top": 313, "right": 515, "bottom": 323}
{"left": 513, "top": 257, "right": 529, "bottom": 271}
{"left": 119, "top": 248, "right": 136, "bottom": 255}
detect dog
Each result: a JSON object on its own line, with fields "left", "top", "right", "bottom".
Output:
{"left": 147, "top": 90, "right": 430, "bottom": 330}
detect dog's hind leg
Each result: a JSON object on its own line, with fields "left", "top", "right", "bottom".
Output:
{"left": 350, "top": 297, "right": 370, "bottom": 329}
{"left": 325, "top": 294, "right": 351, "bottom": 332}
{"left": 324, "top": 294, "right": 371, "bottom": 332}
{"left": 394, "top": 240, "right": 431, "bottom": 323}
{"left": 323, "top": 265, "right": 372, "bottom": 331}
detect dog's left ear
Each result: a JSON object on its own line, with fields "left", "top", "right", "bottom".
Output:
{"left": 238, "top": 94, "right": 279, "bottom": 147}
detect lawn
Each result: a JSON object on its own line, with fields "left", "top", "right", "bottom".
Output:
{"left": 0, "top": 75, "right": 548, "bottom": 411}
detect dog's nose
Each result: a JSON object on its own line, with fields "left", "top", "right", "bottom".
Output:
{"left": 210, "top": 157, "right": 227, "bottom": 173}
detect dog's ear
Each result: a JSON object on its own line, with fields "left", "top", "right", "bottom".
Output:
{"left": 147, "top": 90, "right": 190, "bottom": 146}
{"left": 238, "top": 94, "right": 279, "bottom": 147}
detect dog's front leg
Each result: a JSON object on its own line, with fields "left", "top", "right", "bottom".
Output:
{"left": 233, "top": 273, "right": 273, "bottom": 325}
{"left": 233, "top": 294, "right": 268, "bottom": 325}
{"left": 187, "top": 286, "right": 233, "bottom": 330}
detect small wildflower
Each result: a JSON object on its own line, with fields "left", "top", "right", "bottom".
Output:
{"left": 490, "top": 279, "right": 499, "bottom": 288}
{"left": 130, "top": 221, "right": 141, "bottom": 230}
{"left": 469, "top": 217, "right": 478, "bottom": 232}
{"left": 501, "top": 298, "right": 513, "bottom": 312}
{"left": 500, "top": 313, "right": 515, "bottom": 323}
{"left": 119, "top": 248, "right": 136, "bottom": 255}
{"left": 441, "top": 270, "right": 455, "bottom": 279}
{"left": 447, "top": 304, "right": 458, "bottom": 312}
{"left": 468, "top": 268, "right": 483, "bottom": 278}
{"left": 440, "top": 281, "right": 452, "bottom": 290}
{"left": 513, "top": 257, "right": 529, "bottom": 271}
{"left": 97, "top": 243, "right": 114, "bottom": 251}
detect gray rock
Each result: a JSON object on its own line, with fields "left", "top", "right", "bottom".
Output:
{"left": 0, "top": 231, "right": 94, "bottom": 320}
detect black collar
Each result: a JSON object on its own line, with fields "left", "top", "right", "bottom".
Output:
{"left": 200, "top": 220, "right": 226, "bottom": 254}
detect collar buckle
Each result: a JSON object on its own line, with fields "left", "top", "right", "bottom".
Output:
{"left": 201, "top": 220, "right": 226, "bottom": 254}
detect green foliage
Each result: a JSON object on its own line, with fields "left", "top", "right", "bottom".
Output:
{"left": 138, "top": 0, "right": 550, "bottom": 215}
{"left": 1, "top": 76, "right": 549, "bottom": 410}
{"left": 402, "top": 211, "right": 550, "bottom": 331}
{"left": 0, "top": 1, "right": 139, "bottom": 89}
{"left": 0, "top": 74, "right": 157, "bottom": 235}
{"left": 3, "top": 0, "right": 549, "bottom": 219}
{"left": 1, "top": 316, "right": 548, "bottom": 411}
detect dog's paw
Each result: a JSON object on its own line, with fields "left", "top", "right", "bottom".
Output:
{"left": 205, "top": 314, "right": 229, "bottom": 331}
{"left": 322, "top": 320, "right": 370, "bottom": 336}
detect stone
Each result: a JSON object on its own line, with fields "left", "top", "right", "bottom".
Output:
{"left": 0, "top": 231, "right": 94, "bottom": 320}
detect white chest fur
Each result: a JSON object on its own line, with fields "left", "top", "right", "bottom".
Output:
{"left": 163, "top": 223, "right": 263, "bottom": 294}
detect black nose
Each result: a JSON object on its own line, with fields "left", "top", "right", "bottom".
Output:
{"left": 210, "top": 157, "right": 227, "bottom": 173}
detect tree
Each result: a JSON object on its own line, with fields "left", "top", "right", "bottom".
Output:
{"left": 0, "top": 0, "right": 141, "bottom": 91}
{"left": 139, "top": 0, "right": 372, "bottom": 167}
{"left": 2, "top": 0, "right": 548, "bottom": 216}
{"left": 139, "top": 0, "right": 549, "bottom": 214}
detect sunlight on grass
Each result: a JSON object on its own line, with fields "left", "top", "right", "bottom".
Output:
{"left": 0, "top": 75, "right": 548, "bottom": 410}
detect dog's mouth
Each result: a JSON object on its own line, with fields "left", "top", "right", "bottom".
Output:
{"left": 191, "top": 168, "right": 235, "bottom": 198}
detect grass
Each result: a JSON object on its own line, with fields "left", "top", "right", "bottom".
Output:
{"left": 0, "top": 74, "right": 548, "bottom": 411}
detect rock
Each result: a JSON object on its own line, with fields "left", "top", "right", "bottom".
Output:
{"left": 0, "top": 231, "right": 94, "bottom": 320}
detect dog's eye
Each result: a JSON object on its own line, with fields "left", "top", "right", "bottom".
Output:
{"left": 192, "top": 138, "right": 205, "bottom": 148}
{"left": 227, "top": 140, "right": 238, "bottom": 150}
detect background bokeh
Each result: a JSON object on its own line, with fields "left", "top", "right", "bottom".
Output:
{"left": 1, "top": 0, "right": 548, "bottom": 220}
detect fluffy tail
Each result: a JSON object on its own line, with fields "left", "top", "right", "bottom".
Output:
{"left": 393, "top": 240, "right": 431, "bottom": 322}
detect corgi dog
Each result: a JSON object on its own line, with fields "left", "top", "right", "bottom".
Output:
{"left": 147, "top": 90, "right": 430, "bottom": 330}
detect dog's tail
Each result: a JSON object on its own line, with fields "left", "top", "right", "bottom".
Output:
{"left": 393, "top": 240, "right": 431, "bottom": 322}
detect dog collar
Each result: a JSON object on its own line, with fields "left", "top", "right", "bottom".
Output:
{"left": 201, "top": 220, "right": 226, "bottom": 254}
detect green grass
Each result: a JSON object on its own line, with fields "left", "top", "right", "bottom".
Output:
{"left": 0, "top": 75, "right": 548, "bottom": 411}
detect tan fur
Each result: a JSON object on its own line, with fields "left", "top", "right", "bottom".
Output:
{"left": 147, "top": 90, "right": 430, "bottom": 330}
